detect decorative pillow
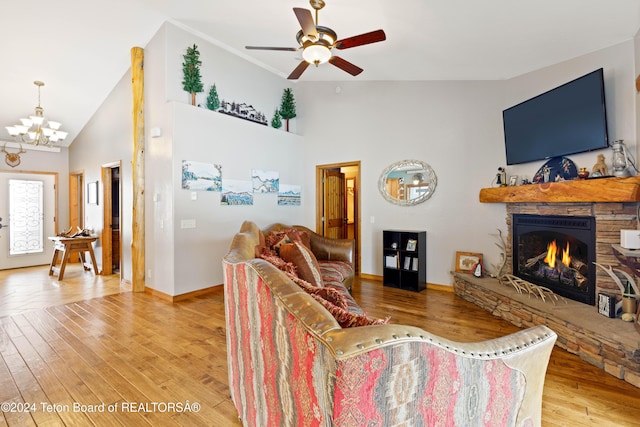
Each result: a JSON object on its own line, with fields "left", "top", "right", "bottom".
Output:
{"left": 265, "top": 228, "right": 310, "bottom": 252}
{"left": 280, "top": 242, "right": 324, "bottom": 287}
{"left": 310, "top": 294, "right": 391, "bottom": 328}
{"left": 288, "top": 228, "right": 311, "bottom": 249}
{"left": 266, "top": 233, "right": 291, "bottom": 253}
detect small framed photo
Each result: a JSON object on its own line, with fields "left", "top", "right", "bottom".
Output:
{"left": 87, "top": 181, "right": 99, "bottom": 205}
{"left": 406, "top": 239, "right": 417, "bottom": 251}
{"left": 509, "top": 175, "right": 518, "bottom": 186}
{"left": 455, "top": 251, "right": 483, "bottom": 273}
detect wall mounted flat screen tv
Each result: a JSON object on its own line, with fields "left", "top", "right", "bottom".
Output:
{"left": 503, "top": 68, "right": 608, "bottom": 165}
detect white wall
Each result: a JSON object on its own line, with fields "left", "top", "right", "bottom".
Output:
{"left": 296, "top": 81, "right": 507, "bottom": 286}
{"left": 163, "top": 23, "right": 297, "bottom": 133}
{"left": 504, "top": 40, "right": 636, "bottom": 180}
{"left": 297, "top": 40, "right": 638, "bottom": 287}
{"left": 635, "top": 30, "right": 640, "bottom": 151}
{"left": 68, "top": 20, "right": 639, "bottom": 293}
{"left": 143, "top": 23, "right": 306, "bottom": 296}
{"left": 168, "top": 104, "right": 304, "bottom": 295}
{"left": 0, "top": 147, "right": 69, "bottom": 234}
{"left": 69, "top": 70, "right": 134, "bottom": 281}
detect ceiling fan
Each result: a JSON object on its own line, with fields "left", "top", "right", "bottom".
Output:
{"left": 245, "top": 0, "right": 386, "bottom": 80}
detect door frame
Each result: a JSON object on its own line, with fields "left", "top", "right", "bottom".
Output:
{"left": 315, "top": 161, "right": 361, "bottom": 274}
{"left": 101, "top": 161, "right": 122, "bottom": 277}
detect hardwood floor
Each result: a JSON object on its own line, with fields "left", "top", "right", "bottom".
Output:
{"left": 0, "top": 265, "right": 129, "bottom": 318}
{"left": 1, "top": 270, "right": 639, "bottom": 426}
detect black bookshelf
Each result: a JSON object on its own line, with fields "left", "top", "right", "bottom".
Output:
{"left": 382, "top": 230, "right": 426, "bottom": 292}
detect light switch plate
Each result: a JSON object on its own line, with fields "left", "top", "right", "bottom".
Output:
{"left": 181, "top": 219, "right": 196, "bottom": 229}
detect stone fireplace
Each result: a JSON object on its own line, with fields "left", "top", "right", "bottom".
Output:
{"left": 452, "top": 177, "right": 640, "bottom": 388}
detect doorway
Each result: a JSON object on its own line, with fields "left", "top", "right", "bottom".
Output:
{"left": 0, "top": 171, "right": 57, "bottom": 269}
{"left": 101, "top": 162, "right": 122, "bottom": 276}
{"left": 69, "top": 171, "right": 84, "bottom": 232}
{"left": 316, "top": 161, "right": 361, "bottom": 273}
{"left": 68, "top": 171, "right": 84, "bottom": 263}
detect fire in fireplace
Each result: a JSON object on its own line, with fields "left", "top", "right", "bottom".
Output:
{"left": 512, "top": 214, "right": 596, "bottom": 305}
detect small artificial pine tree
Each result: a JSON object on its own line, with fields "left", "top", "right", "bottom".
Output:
{"left": 271, "top": 108, "right": 282, "bottom": 129}
{"left": 206, "top": 84, "right": 220, "bottom": 111}
{"left": 182, "top": 44, "right": 204, "bottom": 106}
{"left": 279, "top": 88, "right": 296, "bottom": 132}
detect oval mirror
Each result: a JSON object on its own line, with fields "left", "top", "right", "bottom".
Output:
{"left": 378, "top": 160, "right": 437, "bottom": 206}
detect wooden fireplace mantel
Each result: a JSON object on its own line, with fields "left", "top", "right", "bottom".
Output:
{"left": 479, "top": 176, "right": 640, "bottom": 203}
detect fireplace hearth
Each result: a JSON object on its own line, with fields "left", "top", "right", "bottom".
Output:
{"left": 473, "top": 177, "right": 640, "bottom": 388}
{"left": 513, "top": 214, "right": 595, "bottom": 305}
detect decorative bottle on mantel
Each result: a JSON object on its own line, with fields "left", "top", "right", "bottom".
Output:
{"left": 622, "top": 281, "right": 636, "bottom": 315}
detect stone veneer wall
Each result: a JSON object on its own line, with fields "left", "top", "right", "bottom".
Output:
{"left": 504, "top": 202, "right": 639, "bottom": 298}
{"left": 453, "top": 273, "right": 640, "bottom": 388}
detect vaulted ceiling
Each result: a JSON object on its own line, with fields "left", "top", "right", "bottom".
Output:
{"left": 1, "top": 0, "right": 639, "bottom": 147}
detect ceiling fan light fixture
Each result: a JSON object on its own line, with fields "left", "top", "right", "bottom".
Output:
{"left": 303, "top": 44, "right": 331, "bottom": 65}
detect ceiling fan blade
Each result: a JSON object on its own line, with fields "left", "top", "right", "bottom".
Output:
{"left": 293, "top": 7, "right": 317, "bottom": 38}
{"left": 288, "top": 61, "right": 310, "bottom": 80}
{"left": 246, "top": 46, "right": 299, "bottom": 51}
{"left": 335, "top": 29, "right": 386, "bottom": 50}
{"left": 329, "top": 56, "right": 363, "bottom": 76}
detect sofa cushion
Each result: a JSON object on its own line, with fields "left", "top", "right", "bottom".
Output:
{"left": 280, "top": 242, "right": 324, "bottom": 287}
{"left": 318, "top": 261, "right": 353, "bottom": 284}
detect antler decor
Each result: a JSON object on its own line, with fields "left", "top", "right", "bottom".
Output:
{"left": 2, "top": 143, "right": 26, "bottom": 167}
{"left": 489, "top": 229, "right": 508, "bottom": 278}
{"left": 593, "top": 262, "right": 640, "bottom": 297}
{"left": 498, "top": 274, "right": 565, "bottom": 305}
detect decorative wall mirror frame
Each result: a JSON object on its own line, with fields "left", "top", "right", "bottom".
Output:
{"left": 378, "top": 160, "right": 437, "bottom": 206}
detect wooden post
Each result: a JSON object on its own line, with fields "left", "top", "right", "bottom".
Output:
{"left": 131, "top": 47, "right": 145, "bottom": 292}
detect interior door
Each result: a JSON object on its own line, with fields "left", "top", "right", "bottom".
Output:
{"left": 102, "top": 162, "right": 121, "bottom": 276}
{"left": 323, "top": 169, "right": 347, "bottom": 239}
{"left": 0, "top": 171, "right": 56, "bottom": 269}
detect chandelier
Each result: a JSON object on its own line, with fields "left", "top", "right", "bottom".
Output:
{"left": 5, "top": 81, "right": 68, "bottom": 146}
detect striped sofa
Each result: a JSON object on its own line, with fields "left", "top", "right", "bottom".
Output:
{"left": 223, "top": 221, "right": 557, "bottom": 426}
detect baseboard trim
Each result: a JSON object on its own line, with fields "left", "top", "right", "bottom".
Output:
{"left": 144, "top": 284, "right": 222, "bottom": 302}
{"left": 358, "top": 274, "right": 453, "bottom": 293}
{"left": 427, "top": 283, "right": 454, "bottom": 293}
{"left": 359, "top": 273, "right": 381, "bottom": 281}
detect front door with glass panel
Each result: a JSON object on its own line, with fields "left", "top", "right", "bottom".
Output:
{"left": 0, "top": 172, "right": 56, "bottom": 269}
